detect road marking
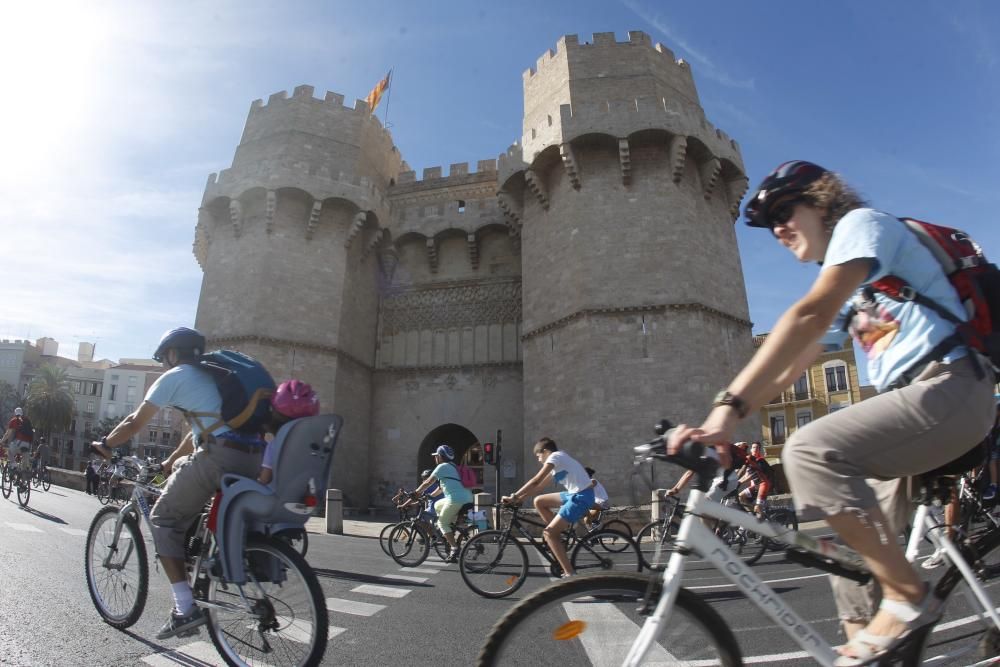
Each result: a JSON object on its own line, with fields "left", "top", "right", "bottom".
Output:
{"left": 142, "top": 640, "right": 219, "bottom": 665}
{"left": 6, "top": 522, "right": 42, "bottom": 533}
{"left": 561, "top": 598, "right": 681, "bottom": 664}
{"left": 380, "top": 573, "right": 429, "bottom": 583}
{"left": 59, "top": 527, "right": 87, "bottom": 536}
{"left": 276, "top": 617, "right": 346, "bottom": 643}
{"left": 399, "top": 567, "right": 440, "bottom": 574}
{"left": 351, "top": 584, "right": 411, "bottom": 598}
{"left": 417, "top": 560, "right": 449, "bottom": 568}
{"left": 326, "top": 597, "right": 386, "bottom": 616}
{"left": 686, "top": 572, "right": 826, "bottom": 591}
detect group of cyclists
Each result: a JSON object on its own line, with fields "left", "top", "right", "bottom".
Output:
{"left": 0, "top": 407, "right": 49, "bottom": 484}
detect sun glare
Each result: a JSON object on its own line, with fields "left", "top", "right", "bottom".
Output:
{"left": 0, "top": 3, "right": 111, "bottom": 182}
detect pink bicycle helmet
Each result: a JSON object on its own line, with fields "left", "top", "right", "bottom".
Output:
{"left": 271, "top": 380, "right": 320, "bottom": 419}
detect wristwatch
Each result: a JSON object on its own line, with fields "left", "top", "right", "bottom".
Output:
{"left": 712, "top": 390, "right": 749, "bottom": 418}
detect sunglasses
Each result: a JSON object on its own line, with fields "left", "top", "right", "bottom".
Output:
{"left": 767, "top": 200, "right": 801, "bottom": 228}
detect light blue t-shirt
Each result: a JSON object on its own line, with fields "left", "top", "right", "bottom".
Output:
{"left": 431, "top": 462, "right": 474, "bottom": 503}
{"left": 820, "top": 208, "right": 968, "bottom": 392}
{"left": 144, "top": 364, "right": 226, "bottom": 438}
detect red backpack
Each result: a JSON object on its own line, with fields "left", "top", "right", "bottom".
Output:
{"left": 869, "top": 218, "right": 1000, "bottom": 368}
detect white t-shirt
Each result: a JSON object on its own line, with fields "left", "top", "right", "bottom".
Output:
{"left": 145, "top": 364, "right": 225, "bottom": 438}
{"left": 592, "top": 480, "right": 609, "bottom": 506}
{"left": 544, "top": 450, "right": 590, "bottom": 495}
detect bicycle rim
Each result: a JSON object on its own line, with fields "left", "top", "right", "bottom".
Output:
{"left": 572, "top": 529, "right": 643, "bottom": 574}
{"left": 206, "top": 537, "right": 328, "bottom": 667}
{"left": 603, "top": 519, "right": 633, "bottom": 539}
{"left": 378, "top": 522, "right": 397, "bottom": 557}
{"left": 636, "top": 522, "right": 674, "bottom": 571}
{"left": 42, "top": 472, "right": 50, "bottom": 492}
{"left": 388, "top": 523, "right": 429, "bottom": 567}
{"left": 17, "top": 476, "right": 29, "bottom": 506}
{"left": 2, "top": 467, "right": 11, "bottom": 499}
{"left": 477, "top": 573, "right": 741, "bottom": 666}
{"left": 460, "top": 530, "right": 528, "bottom": 598}
{"left": 84, "top": 505, "right": 149, "bottom": 628}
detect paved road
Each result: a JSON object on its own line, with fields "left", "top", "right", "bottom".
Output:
{"left": 0, "top": 485, "right": 996, "bottom": 665}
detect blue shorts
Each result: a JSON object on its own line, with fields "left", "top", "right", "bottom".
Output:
{"left": 558, "top": 488, "right": 596, "bottom": 524}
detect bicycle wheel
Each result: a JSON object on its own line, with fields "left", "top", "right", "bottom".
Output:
{"left": 635, "top": 520, "right": 678, "bottom": 570}
{"left": 379, "top": 521, "right": 399, "bottom": 557}
{"left": 571, "top": 529, "right": 643, "bottom": 574}
{"left": 275, "top": 527, "right": 309, "bottom": 558}
{"left": 388, "top": 522, "right": 430, "bottom": 567}
{"left": 1, "top": 465, "right": 11, "bottom": 499}
{"left": 41, "top": 470, "right": 51, "bottom": 492}
{"left": 206, "top": 536, "right": 328, "bottom": 667}
{"left": 17, "top": 474, "right": 30, "bottom": 507}
{"left": 97, "top": 481, "right": 110, "bottom": 505}
{"left": 84, "top": 505, "right": 149, "bottom": 628}
{"left": 718, "top": 524, "right": 767, "bottom": 565}
{"left": 477, "top": 573, "right": 741, "bottom": 666}
{"left": 459, "top": 530, "right": 529, "bottom": 599}
{"left": 602, "top": 519, "right": 633, "bottom": 539}
{"left": 31, "top": 470, "right": 40, "bottom": 488}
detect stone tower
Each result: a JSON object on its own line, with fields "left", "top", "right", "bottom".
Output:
{"left": 496, "top": 32, "right": 753, "bottom": 489}
{"left": 193, "top": 85, "right": 402, "bottom": 506}
{"left": 193, "top": 32, "right": 754, "bottom": 506}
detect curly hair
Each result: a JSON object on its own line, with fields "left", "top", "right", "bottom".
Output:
{"left": 802, "top": 172, "right": 868, "bottom": 227}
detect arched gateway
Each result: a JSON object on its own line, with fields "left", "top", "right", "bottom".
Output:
{"left": 417, "top": 423, "right": 485, "bottom": 490}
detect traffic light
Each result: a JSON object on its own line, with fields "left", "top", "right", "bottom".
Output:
{"left": 483, "top": 442, "right": 495, "bottom": 465}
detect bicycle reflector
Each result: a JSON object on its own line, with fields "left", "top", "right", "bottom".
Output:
{"left": 303, "top": 478, "right": 318, "bottom": 508}
{"left": 483, "top": 442, "right": 494, "bottom": 465}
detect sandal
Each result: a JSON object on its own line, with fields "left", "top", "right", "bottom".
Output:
{"left": 833, "top": 589, "right": 940, "bottom": 666}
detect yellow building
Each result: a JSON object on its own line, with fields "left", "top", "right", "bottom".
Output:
{"left": 753, "top": 334, "right": 876, "bottom": 459}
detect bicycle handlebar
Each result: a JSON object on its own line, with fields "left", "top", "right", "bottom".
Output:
{"left": 632, "top": 419, "right": 720, "bottom": 487}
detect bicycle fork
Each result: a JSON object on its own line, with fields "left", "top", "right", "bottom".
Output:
{"left": 101, "top": 509, "right": 137, "bottom": 571}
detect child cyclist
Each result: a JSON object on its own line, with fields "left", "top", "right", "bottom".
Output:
{"left": 502, "top": 437, "right": 593, "bottom": 577}
{"left": 582, "top": 466, "right": 610, "bottom": 529}
{"left": 257, "top": 380, "right": 320, "bottom": 485}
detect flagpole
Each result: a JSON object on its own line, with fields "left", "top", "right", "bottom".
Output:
{"left": 381, "top": 68, "right": 394, "bottom": 129}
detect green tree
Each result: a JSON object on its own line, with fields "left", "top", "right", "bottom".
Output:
{"left": 25, "top": 364, "right": 74, "bottom": 441}
{"left": 95, "top": 416, "right": 124, "bottom": 439}
{"left": 0, "top": 381, "right": 20, "bottom": 420}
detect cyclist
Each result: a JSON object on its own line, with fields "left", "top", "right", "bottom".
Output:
{"left": 984, "top": 398, "right": 1000, "bottom": 502}
{"left": 737, "top": 441, "right": 772, "bottom": 517}
{"left": 31, "top": 436, "right": 49, "bottom": 475}
{"left": 582, "top": 466, "right": 609, "bottom": 529}
{"left": 667, "top": 161, "right": 995, "bottom": 665}
{"left": 501, "top": 437, "right": 593, "bottom": 577}
{"left": 397, "top": 469, "right": 443, "bottom": 518}
{"left": 412, "top": 444, "right": 473, "bottom": 562}
{"left": 667, "top": 441, "right": 750, "bottom": 502}
{"left": 257, "top": 380, "right": 320, "bottom": 485}
{"left": 91, "top": 327, "right": 264, "bottom": 640}
{"left": 1, "top": 407, "right": 34, "bottom": 478}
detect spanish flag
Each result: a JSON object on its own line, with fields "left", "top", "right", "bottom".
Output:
{"left": 365, "top": 70, "right": 392, "bottom": 114}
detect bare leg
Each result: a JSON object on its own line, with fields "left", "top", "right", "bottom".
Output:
{"left": 160, "top": 555, "right": 187, "bottom": 584}
{"left": 544, "top": 515, "right": 574, "bottom": 575}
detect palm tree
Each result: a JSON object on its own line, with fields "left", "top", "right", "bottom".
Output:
{"left": 26, "top": 364, "right": 74, "bottom": 447}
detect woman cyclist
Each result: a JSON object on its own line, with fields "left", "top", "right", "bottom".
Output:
{"left": 668, "top": 161, "right": 995, "bottom": 665}
{"left": 412, "top": 444, "right": 473, "bottom": 562}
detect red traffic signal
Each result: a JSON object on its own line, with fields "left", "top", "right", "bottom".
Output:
{"left": 483, "top": 442, "right": 495, "bottom": 465}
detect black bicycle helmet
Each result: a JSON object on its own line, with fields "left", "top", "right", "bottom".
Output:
{"left": 744, "top": 160, "right": 828, "bottom": 229}
{"left": 152, "top": 327, "right": 206, "bottom": 362}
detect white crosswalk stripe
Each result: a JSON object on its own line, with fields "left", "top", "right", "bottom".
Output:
{"left": 6, "top": 522, "right": 42, "bottom": 532}
{"left": 399, "top": 567, "right": 441, "bottom": 574}
{"left": 326, "top": 597, "right": 386, "bottom": 616}
{"left": 380, "top": 573, "right": 429, "bottom": 583}
{"left": 351, "top": 584, "right": 411, "bottom": 598}
{"left": 141, "top": 640, "right": 219, "bottom": 665}
{"left": 58, "top": 527, "right": 87, "bottom": 536}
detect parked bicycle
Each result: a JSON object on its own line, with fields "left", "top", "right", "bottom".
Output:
{"left": 2, "top": 452, "right": 31, "bottom": 507}
{"left": 459, "top": 501, "right": 641, "bottom": 599}
{"left": 85, "top": 415, "right": 341, "bottom": 667}
{"left": 477, "top": 420, "right": 1000, "bottom": 666}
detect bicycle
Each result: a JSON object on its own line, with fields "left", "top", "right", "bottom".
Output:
{"left": 386, "top": 493, "right": 478, "bottom": 567}
{"left": 85, "top": 415, "right": 341, "bottom": 667}
{"left": 585, "top": 504, "right": 638, "bottom": 540}
{"left": 635, "top": 494, "right": 685, "bottom": 570}
{"left": 2, "top": 451, "right": 31, "bottom": 507}
{"left": 30, "top": 462, "right": 52, "bottom": 492}
{"left": 477, "top": 420, "right": 1000, "bottom": 666}
{"left": 458, "top": 501, "right": 642, "bottom": 599}
{"left": 379, "top": 489, "right": 421, "bottom": 557}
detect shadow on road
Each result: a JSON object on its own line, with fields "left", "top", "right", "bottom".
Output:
{"left": 313, "top": 566, "right": 434, "bottom": 588}
{"left": 120, "top": 628, "right": 217, "bottom": 666}
{"left": 20, "top": 506, "right": 68, "bottom": 524}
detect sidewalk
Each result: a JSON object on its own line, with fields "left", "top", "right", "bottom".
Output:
{"left": 305, "top": 515, "right": 388, "bottom": 539}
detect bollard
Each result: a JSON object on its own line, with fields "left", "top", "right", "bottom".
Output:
{"left": 475, "top": 492, "right": 494, "bottom": 530}
{"left": 326, "top": 488, "right": 344, "bottom": 535}
{"left": 651, "top": 489, "right": 667, "bottom": 522}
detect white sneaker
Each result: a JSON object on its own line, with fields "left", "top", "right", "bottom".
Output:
{"left": 921, "top": 548, "right": 946, "bottom": 570}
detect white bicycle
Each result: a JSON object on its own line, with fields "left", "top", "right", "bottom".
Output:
{"left": 477, "top": 421, "right": 1000, "bottom": 666}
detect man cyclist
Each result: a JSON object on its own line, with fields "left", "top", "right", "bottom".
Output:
{"left": 91, "top": 327, "right": 264, "bottom": 640}
{"left": 1, "top": 407, "right": 34, "bottom": 478}
{"left": 737, "top": 441, "right": 772, "bottom": 517}
{"left": 31, "top": 436, "right": 49, "bottom": 475}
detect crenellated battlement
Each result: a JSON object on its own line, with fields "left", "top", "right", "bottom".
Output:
{"left": 248, "top": 84, "right": 378, "bottom": 117}
{"left": 523, "top": 31, "right": 687, "bottom": 81}
{"left": 394, "top": 159, "right": 498, "bottom": 187}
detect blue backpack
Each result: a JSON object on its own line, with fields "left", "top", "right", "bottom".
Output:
{"left": 194, "top": 350, "right": 276, "bottom": 435}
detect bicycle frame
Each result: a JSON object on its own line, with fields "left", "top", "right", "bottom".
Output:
{"left": 625, "top": 487, "right": 867, "bottom": 667}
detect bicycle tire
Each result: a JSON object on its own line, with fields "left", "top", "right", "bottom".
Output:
{"left": 41, "top": 470, "right": 51, "bottom": 492}
{"left": 602, "top": 518, "right": 633, "bottom": 539}
{"left": 477, "top": 572, "right": 742, "bottom": 666}
{"left": 718, "top": 524, "right": 767, "bottom": 566}
{"left": 459, "top": 530, "right": 529, "bottom": 599}
{"left": 17, "top": 474, "right": 29, "bottom": 507}
{"left": 379, "top": 521, "right": 399, "bottom": 557}
{"left": 571, "top": 528, "right": 643, "bottom": 574}
{"left": 31, "top": 471, "right": 40, "bottom": 488}
{"left": 206, "top": 536, "right": 328, "bottom": 667}
{"left": 85, "top": 505, "right": 149, "bottom": 628}
{"left": 97, "top": 481, "right": 110, "bottom": 505}
{"left": 635, "top": 520, "right": 678, "bottom": 570}
{"left": 388, "top": 522, "right": 430, "bottom": 567}
{"left": 1, "top": 465, "right": 10, "bottom": 499}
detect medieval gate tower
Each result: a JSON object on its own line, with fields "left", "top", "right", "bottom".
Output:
{"left": 194, "top": 32, "right": 754, "bottom": 508}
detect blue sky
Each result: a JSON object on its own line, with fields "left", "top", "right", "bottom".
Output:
{"left": 2, "top": 1, "right": 998, "bottom": 372}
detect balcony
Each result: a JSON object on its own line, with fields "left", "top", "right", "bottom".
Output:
{"left": 766, "top": 391, "right": 820, "bottom": 406}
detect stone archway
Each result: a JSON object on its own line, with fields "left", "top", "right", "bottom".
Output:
{"left": 417, "top": 423, "right": 484, "bottom": 490}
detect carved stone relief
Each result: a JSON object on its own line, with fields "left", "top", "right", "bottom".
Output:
{"left": 381, "top": 280, "right": 522, "bottom": 335}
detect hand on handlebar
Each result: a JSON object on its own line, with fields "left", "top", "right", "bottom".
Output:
{"left": 90, "top": 441, "right": 111, "bottom": 460}
{"left": 666, "top": 407, "right": 739, "bottom": 469}
{"left": 500, "top": 495, "right": 520, "bottom": 506}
